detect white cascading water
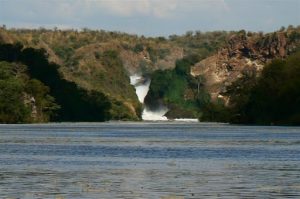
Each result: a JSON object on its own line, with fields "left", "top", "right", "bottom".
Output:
{"left": 130, "top": 75, "right": 168, "bottom": 121}
{"left": 142, "top": 106, "right": 168, "bottom": 121}
{"left": 174, "top": 118, "right": 199, "bottom": 122}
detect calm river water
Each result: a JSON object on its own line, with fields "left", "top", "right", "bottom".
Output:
{"left": 0, "top": 122, "right": 300, "bottom": 199}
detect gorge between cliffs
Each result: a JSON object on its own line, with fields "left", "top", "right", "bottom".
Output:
{"left": 130, "top": 74, "right": 168, "bottom": 121}
{"left": 1, "top": 26, "right": 300, "bottom": 125}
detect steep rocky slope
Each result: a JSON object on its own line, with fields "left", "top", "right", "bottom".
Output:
{"left": 0, "top": 28, "right": 187, "bottom": 120}
{"left": 1, "top": 26, "right": 300, "bottom": 121}
{"left": 191, "top": 29, "right": 300, "bottom": 101}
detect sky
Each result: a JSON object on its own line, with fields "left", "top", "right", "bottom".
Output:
{"left": 0, "top": 0, "right": 299, "bottom": 36}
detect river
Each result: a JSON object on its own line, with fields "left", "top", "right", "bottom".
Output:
{"left": 0, "top": 122, "right": 300, "bottom": 198}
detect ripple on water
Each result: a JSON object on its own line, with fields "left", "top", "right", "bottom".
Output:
{"left": 0, "top": 122, "right": 300, "bottom": 198}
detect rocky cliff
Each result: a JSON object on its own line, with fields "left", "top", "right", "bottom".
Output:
{"left": 191, "top": 30, "right": 300, "bottom": 101}
{"left": 1, "top": 26, "right": 300, "bottom": 121}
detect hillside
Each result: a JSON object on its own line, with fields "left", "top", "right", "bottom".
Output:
{"left": 191, "top": 28, "right": 300, "bottom": 101}
{"left": 0, "top": 27, "right": 189, "bottom": 120}
{"left": 0, "top": 61, "right": 58, "bottom": 123}
{"left": 0, "top": 27, "right": 234, "bottom": 121}
{"left": 0, "top": 25, "right": 300, "bottom": 123}
{"left": 145, "top": 26, "right": 300, "bottom": 121}
{"left": 0, "top": 43, "right": 112, "bottom": 122}
{"left": 189, "top": 27, "right": 300, "bottom": 124}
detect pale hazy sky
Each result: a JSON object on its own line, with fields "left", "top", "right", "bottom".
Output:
{"left": 0, "top": 0, "right": 299, "bottom": 36}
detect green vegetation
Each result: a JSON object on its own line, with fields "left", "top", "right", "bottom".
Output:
{"left": 200, "top": 99, "right": 231, "bottom": 122}
{"left": 0, "top": 27, "right": 237, "bottom": 122}
{"left": 0, "top": 27, "right": 149, "bottom": 121}
{"left": 144, "top": 31, "right": 237, "bottom": 119}
{"left": 228, "top": 52, "right": 300, "bottom": 125}
{"left": 145, "top": 55, "right": 201, "bottom": 118}
{"left": 133, "top": 43, "right": 144, "bottom": 53}
{"left": 0, "top": 62, "right": 29, "bottom": 123}
{"left": 201, "top": 51, "right": 300, "bottom": 125}
{"left": 146, "top": 47, "right": 171, "bottom": 62}
{"left": 0, "top": 43, "right": 111, "bottom": 122}
{"left": 70, "top": 49, "right": 142, "bottom": 120}
{"left": 169, "top": 30, "right": 234, "bottom": 60}
{"left": 0, "top": 61, "right": 58, "bottom": 123}
{"left": 1, "top": 26, "right": 300, "bottom": 124}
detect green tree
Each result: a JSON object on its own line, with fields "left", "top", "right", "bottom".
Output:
{"left": 25, "top": 79, "right": 60, "bottom": 121}
{"left": 225, "top": 52, "right": 300, "bottom": 125}
{"left": 0, "top": 62, "right": 30, "bottom": 123}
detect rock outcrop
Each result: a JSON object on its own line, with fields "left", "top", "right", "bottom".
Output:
{"left": 191, "top": 31, "right": 299, "bottom": 100}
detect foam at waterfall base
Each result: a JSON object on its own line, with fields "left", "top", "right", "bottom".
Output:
{"left": 174, "top": 118, "right": 199, "bottom": 122}
{"left": 142, "top": 107, "right": 168, "bottom": 121}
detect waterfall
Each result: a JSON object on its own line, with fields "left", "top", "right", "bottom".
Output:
{"left": 129, "top": 75, "right": 150, "bottom": 103}
{"left": 130, "top": 75, "right": 168, "bottom": 121}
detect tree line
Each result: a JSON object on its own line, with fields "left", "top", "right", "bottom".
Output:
{"left": 0, "top": 43, "right": 111, "bottom": 122}
{"left": 201, "top": 51, "right": 300, "bottom": 125}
